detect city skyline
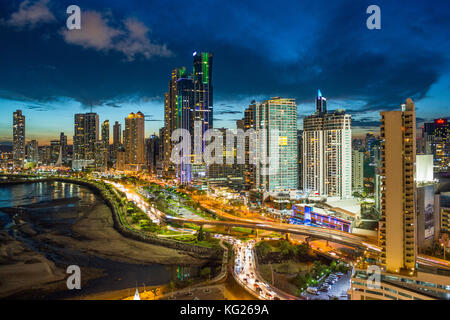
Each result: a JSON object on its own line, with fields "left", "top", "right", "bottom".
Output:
{"left": 1, "top": 0, "right": 450, "bottom": 144}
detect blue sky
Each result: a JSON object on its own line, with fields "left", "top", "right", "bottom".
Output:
{"left": 0, "top": 0, "right": 449, "bottom": 144}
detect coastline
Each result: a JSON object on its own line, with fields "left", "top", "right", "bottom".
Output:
{"left": 0, "top": 179, "right": 214, "bottom": 299}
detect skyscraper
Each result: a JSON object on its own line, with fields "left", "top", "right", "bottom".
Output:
{"left": 352, "top": 149, "right": 364, "bottom": 192}
{"left": 241, "top": 102, "right": 257, "bottom": 190}
{"left": 73, "top": 113, "right": 99, "bottom": 161}
{"left": 163, "top": 67, "right": 193, "bottom": 175}
{"left": 84, "top": 113, "right": 99, "bottom": 161}
{"left": 303, "top": 91, "right": 352, "bottom": 198}
{"left": 25, "top": 140, "right": 38, "bottom": 163}
{"left": 255, "top": 97, "right": 298, "bottom": 192}
{"left": 420, "top": 118, "right": 449, "bottom": 172}
{"left": 193, "top": 52, "right": 213, "bottom": 133}
{"left": 60, "top": 132, "right": 67, "bottom": 164}
{"left": 146, "top": 135, "right": 160, "bottom": 173}
{"left": 316, "top": 89, "right": 327, "bottom": 114}
{"left": 113, "top": 121, "right": 122, "bottom": 160}
{"left": 13, "top": 110, "right": 25, "bottom": 164}
{"left": 102, "top": 120, "right": 110, "bottom": 148}
{"left": 124, "top": 112, "right": 145, "bottom": 168}
{"left": 379, "top": 98, "right": 416, "bottom": 273}
{"left": 101, "top": 120, "right": 110, "bottom": 166}
{"left": 50, "top": 139, "right": 61, "bottom": 165}
{"left": 73, "top": 113, "right": 86, "bottom": 160}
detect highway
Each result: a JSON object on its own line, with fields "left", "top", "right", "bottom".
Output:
{"left": 104, "top": 179, "right": 450, "bottom": 295}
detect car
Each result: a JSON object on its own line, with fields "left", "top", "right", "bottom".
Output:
{"left": 319, "top": 286, "right": 330, "bottom": 292}
{"left": 335, "top": 272, "right": 344, "bottom": 277}
{"left": 306, "top": 287, "right": 319, "bottom": 295}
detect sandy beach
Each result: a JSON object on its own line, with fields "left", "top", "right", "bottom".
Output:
{"left": 0, "top": 182, "right": 211, "bottom": 299}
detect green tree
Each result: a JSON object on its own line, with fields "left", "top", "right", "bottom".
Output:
{"left": 197, "top": 226, "right": 205, "bottom": 241}
{"left": 200, "top": 267, "right": 211, "bottom": 279}
{"left": 279, "top": 240, "right": 295, "bottom": 259}
{"left": 258, "top": 241, "right": 272, "bottom": 259}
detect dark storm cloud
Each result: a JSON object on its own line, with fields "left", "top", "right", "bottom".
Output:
{"left": 0, "top": 0, "right": 449, "bottom": 114}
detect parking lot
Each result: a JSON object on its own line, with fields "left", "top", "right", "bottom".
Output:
{"left": 303, "top": 271, "right": 351, "bottom": 300}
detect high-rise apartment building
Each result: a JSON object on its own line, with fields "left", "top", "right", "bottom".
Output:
{"left": 297, "top": 130, "right": 303, "bottom": 190}
{"left": 379, "top": 98, "right": 416, "bottom": 273}
{"left": 146, "top": 135, "right": 160, "bottom": 173}
{"left": 25, "top": 140, "right": 38, "bottom": 163}
{"left": 50, "top": 139, "right": 61, "bottom": 165}
{"left": 240, "top": 102, "right": 257, "bottom": 190}
{"left": 13, "top": 110, "right": 25, "bottom": 163}
{"left": 124, "top": 112, "right": 145, "bottom": 168}
{"left": 113, "top": 121, "right": 122, "bottom": 160}
{"left": 206, "top": 128, "right": 245, "bottom": 190}
{"left": 352, "top": 149, "right": 364, "bottom": 192}
{"left": 73, "top": 113, "right": 99, "bottom": 161}
{"left": 59, "top": 132, "right": 67, "bottom": 164}
{"left": 420, "top": 118, "right": 449, "bottom": 172}
{"left": 101, "top": 120, "right": 110, "bottom": 166}
{"left": 303, "top": 91, "right": 352, "bottom": 198}
{"left": 255, "top": 97, "right": 298, "bottom": 192}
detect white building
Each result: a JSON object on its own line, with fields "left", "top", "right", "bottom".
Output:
{"left": 303, "top": 91, "right": 352, "bottom": 199}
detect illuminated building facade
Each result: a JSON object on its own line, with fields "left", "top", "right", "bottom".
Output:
{"left": 59, "top": 132, "right": 67, "bottom": 164}
{"left": 162, "top": 52, "right": 213, "bottom": 185}
{"left": 303, "top": 91, "right": 352, "bottom": 198}
{"left": 25, "top": 140, "right": 38, "bottom": 163}
{"left": 124, "top": 112, "right": 145, "bottom": 168}
{"left": 73, "top": 113, "right": 99, "bottom": 161}
{"left": 352, "top": 149, "right": 364, "bottom": 192}
{"left": 13, "top": 110, "right": 25, "bottom": 164}
{"left": 379, "top": 98, "right": 416, "bottom": 273}
{"left": 255, "top": 97, "right": 298, "bottom": 192}
{"left": 420, "top": 118, "right": 449, "bottom": 172}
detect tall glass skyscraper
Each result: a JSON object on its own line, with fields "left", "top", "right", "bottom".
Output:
{"left": 255, "top": 97, "right": 298, "bottom": 192}
{"left": 163, "top": 52, "right": 213, "bottom": 185}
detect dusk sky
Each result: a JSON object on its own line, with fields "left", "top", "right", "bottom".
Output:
{"left": 0, "top": 0, "right": 449, "bottom": 144}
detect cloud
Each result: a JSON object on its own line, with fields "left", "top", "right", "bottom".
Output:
{"left": 6, "top": 0, "right": 55, "bottom": 28}
{"left": 61, "top": 11, "right": 172, "bottom": 61}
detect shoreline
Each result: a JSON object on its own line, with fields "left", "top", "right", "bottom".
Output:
{"left": 0, "top": 180, "right": 216, "bottom": 299}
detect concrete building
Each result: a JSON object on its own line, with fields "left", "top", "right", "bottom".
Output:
{"left": 73, "top": 113, "right": 99, "bottom": 161}
{"left": 25, "top": 140, "right": 38, "bottom": 163}
{"left": 303, "top": 91, "right": 352, "bottom": 199}
{"left": 351, "top": 268, "right": 450, "bottom": 300}
{"left": 13, "top": 110, "right": 25, "bottom": 164}
{"left": 379, "top": 98, "right": 416, "bottom": 273}
{"left": 124, "top": 112, "right": 145, "bottom": 168}
{"left": 112, "top": 121, "right": 122, "bottom": 161}
{"left": 240, "top": 102, "right": 257, "bottom": 190}
{"left": 206, "top": 128, "right": 244, "bottom": 190}
{"left": 416, "top": 154, "right": 434, "bottom": 183}
{"left": 59, "top": 132, "right": 68, "bottom": 164}
{"left": 352, "top": 149, "right": 364, "bottom": 192}
{"left": 420, "top": 118, "right": 449, "bottom": 172}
